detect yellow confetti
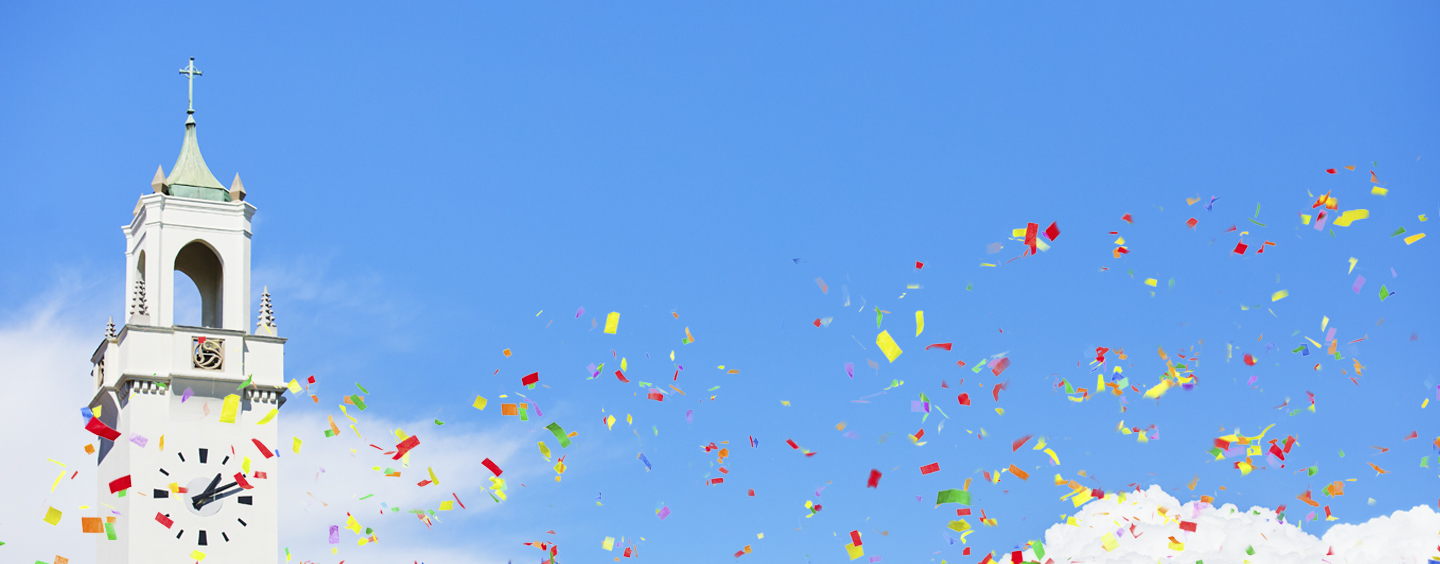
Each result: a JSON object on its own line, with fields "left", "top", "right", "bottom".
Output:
{"left": 603, "top": 312, "right": 620, "bottom": 334}
{"left": 472, "top": 396, "right": 488, "bottom": 410}
{"left": 1371, "top": 186, "right": 1388, "bottom": 195}
{"left": 190, "top": 550, "right": 207, "bottom": 561}
{"left": 43, "top": 506, "right": 62, "bottom": 526}
{"left": 1348, "top": 257, "right": 1358, "bottom": 274}
{"left": 1271, "top": 289, "right": 1289, "bottom": 302}
{"left": 915, "top": 311, "right": 925, "bottom": 337}
{"left": 218, "top": 394, "right": 241, "bottom": 424}
{"left": 255, "top": 408, "right": 278, "bottom": 425}
{"left": 1332, "top": 209, "right": 1369, "bottom": 227}
{"left": 1144, "top": 278, "right": 1157, "bottom": 287}
{"left": 1404, "top": 233, "right": 1426, "bottom": 245}
{"left": 292, "top": 437, "right": 302, "bottom": 454}
{"left": 875, "top": 330, "right": 903, "bottom": 363}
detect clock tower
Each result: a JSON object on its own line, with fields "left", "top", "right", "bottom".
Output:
{"left": 88, "top": 58, "right": 286, "bottom": 564}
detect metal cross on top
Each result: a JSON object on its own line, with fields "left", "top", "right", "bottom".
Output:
{"left": 179, "top": 57, "right": 203, "bottom": 114}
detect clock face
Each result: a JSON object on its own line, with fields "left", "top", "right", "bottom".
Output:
{"left": 155, "top": 447, "right": 257, "bottom": 547}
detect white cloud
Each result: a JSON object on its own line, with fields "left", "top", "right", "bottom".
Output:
{"left": 0, "top": 288, "right": 106, "bottom": 564}
{"left": 1022, "top": 485, "right": 1440, "bottom": 563}
{"left": 276, "top": 410, "right": 530, "bottom": 563}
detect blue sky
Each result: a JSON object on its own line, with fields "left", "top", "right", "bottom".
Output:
{"left": 2, "top": 2, "right": 1438, "bottom": 563}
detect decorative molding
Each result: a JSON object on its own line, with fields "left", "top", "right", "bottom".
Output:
{"left": 192, "top": 337, "right": 224, "bottom": 371}
{"left": 256, "top": 286, "right": 277, "bottom": 335}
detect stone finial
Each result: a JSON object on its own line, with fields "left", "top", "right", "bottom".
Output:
{"left": 129, "top": 279, "right": 149, "bottom": 317}
{"left": 105, "top": 316, "right": 117, "bottom": 339}
{"left": 151, "top": 165, "right": 167, "bottom": 194}
{"left": 256, "top": 286, "right": 277, "bottom": 334}
{"left": 230, "top": 173, "right": 246, "bottom": 201}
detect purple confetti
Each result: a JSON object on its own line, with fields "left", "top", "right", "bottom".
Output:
{"left": 815, "top": 486, "right": 825, "bottom": 497}
{"left": 869, "top": 557, "right": 882, "bottom": 563}
{"left": 1325, "top": 327, "right": 1336, "bottom": 342}
{"left": 845, "top": 362, "right": 854, "bottom": 379}
{"left": 1352, "top": 275, "right": 1366, "bottom": 293}
{"left": 657, "top": 505, "right": 670, "bottom": 520}
{"left": 910, "top": 401, "right": 925, "bottom": 412}
{"left": 1247, "top": 375, "right": 1258, "bottom": 386}
{"left": 1392, "top": 267, "right": 1398, "bottom": 278}
{"left": 329, "top": 525, "right": 339, "bottom": 544}
{"left": 527, "top": 400, "right": 543, "bottom": 417}
{"left": 575, "top": 307, "right": 585, "bottom": 318}
{"left": 181, "top": 387, "right": 194, "bottom": 403}
{"left": 685, "top": 409, "right": 693, "bottom": 423}
{"left": 129, "top": 433, "right": 148, "bottom": 448}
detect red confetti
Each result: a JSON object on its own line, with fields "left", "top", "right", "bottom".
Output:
{"left": 812, "top": 319, "right": 822, "bottom": 327}
{"left": 1234, "top": 241, "right": 1248, "bottom": 255}
{"left": 1243, "top": 353, "right": 1256, "bottom": 366}
{"left": 1044, "top": 221, "right": 1060, "bottom": 241}
{"left": 482, "top": 458, "right": 503, "bottom": 476}
{"left": 919, "top": 462, "right": 940, "bottom": 475}
{"left": 107, "top": 475, "right": 131, "bottom": 494}
{"left": 957, "top": 393, "right": 971, "bottom": 406}
{"left": 867, "top": 469, "right": 882, "bottom": 488}
{"left": 392, "top": 435, "right": 420, "bottom": 460}
{"left": 925, "top": 343, "right": 953, "bottom": 351}
{"left": 520, "top": 372, "right": 539, "bottom": 386}
{"left": 850, "top": 530, "right": 862, "bottom": 546}
{"left": 155, "top": 512, "right": 173, "bottom": 529}
{"left": 915, "top": 261, "right": 924, "bottom": 269}
{"left": 1121, "top": 213, "right": 1134, "bottom": 224}
{"left": 1011, "top": 435, "right": 1034, "bottom": 452}
{"left": 1186, "top": 217, "right": 1198, "bottom": 229}
{"left": 251, "top": 438, "right": 274, "bottom": 459}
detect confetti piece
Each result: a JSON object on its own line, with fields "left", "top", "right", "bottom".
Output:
{"left": 875, "top": 331, "right": 903, "bottom": 363}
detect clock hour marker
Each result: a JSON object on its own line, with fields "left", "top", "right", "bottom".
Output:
{"left": 154, "top": 488, "right": 169, "bottom": 499}
{"left": 176, "top": 529, "right": 185, "bottom": 539}
{"left": 221, "top": 532, "right": 229, "bottom": 542}
{"left": 237, "top": 518, "right": 247, "bottom": 527}
{"left": 221, "top": 455, "right": 229, "bottom": 465}
{"left": 199, "top": 448, "right": 208, "bottom": 463}
{"left": 159, "top": 468, "right": 169, "bottom": 476}
{"left": 237, "top": 496, "right": 252, "bottom": 505}
{"left": 198, "top": 530, "right": 208, "bottom": 546}
{"left": 178, "top": 452, "right": 185, "bottom": 462}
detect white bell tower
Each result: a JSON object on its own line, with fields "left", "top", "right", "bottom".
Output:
{"left": 89, "top": 58, "right": 286, "bottom": 564}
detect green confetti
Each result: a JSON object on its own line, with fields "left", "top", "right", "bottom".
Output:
{"left": 1306, "top": 465, "right": 1318, "bottom": 476}
{"left": 1391, "top": 226, "right": 1407, "bottom": 237}
{"left": 1379, "top": 285, "right": 1390, "bottom": 301}
{"left": 1248, "top": 218, "right": 1266, "bottom": 226}
{"left": 546, "top": 422, "right": 573, "bottom": 448}
{"left": 356, "top": 383, "right": 370, "bottom": 394}
{"left": 350, "top": 394, "right": 367, "bottom": 411}
{"left": 359, "top": 494, "right": 374, "bottom": 500}
{"left": 875, "top": 307, "right": 883, "bottom": 328}
{"left": 434, "top": 419, "right": 445, "bottom": 425}
{"left": 1246, "top": 545, "right": 1255, "bottom": 555}
{"left": 105, "top": 521, "right": 116, "bottom": 540}
{"left": 237, "top": 375, "right": 253, "bottom": 390}
{"left": 965, "top": 283, "right": 973, "bottom": 291}
{"left": 936, "top": 489, "right": 971, "bottom": 506}
{"left": 1339, "top": 449, "right": 1345, "bottom": 457}
{"left": 707, "top": 386, "right": 721, "bottom": 391}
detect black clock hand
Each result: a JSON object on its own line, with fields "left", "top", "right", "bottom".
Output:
{"left": 193, "top": 481, "right": 240, "bottom": 508}
{"left": 204, "top": 487, "right": 245, "bottom": 504}
{"left": 191, "top": 473, "right": 223, "bottom": 509}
